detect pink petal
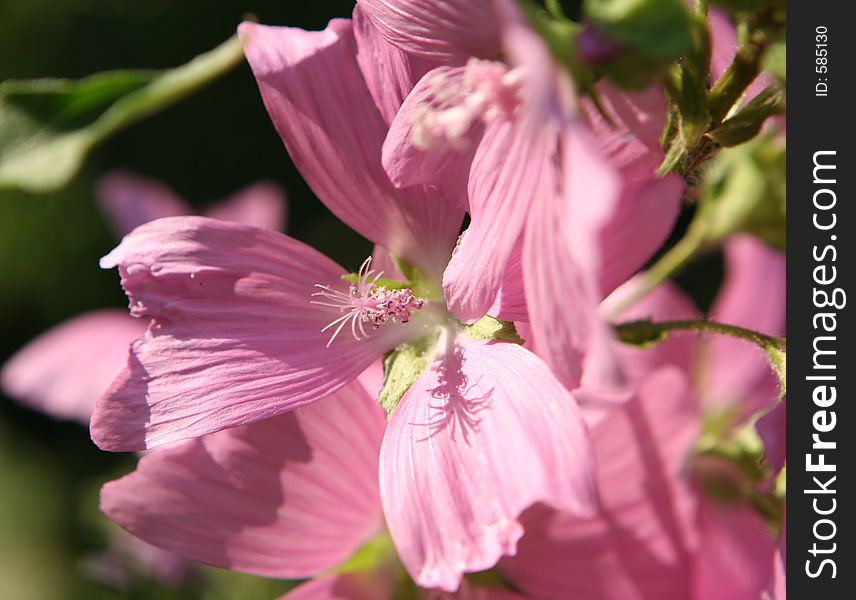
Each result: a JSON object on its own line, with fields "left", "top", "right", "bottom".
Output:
{"left": 239, "top": 20, "right": 462, "bottom": 278}
{"left": 602, "top": 278, "right": 701, "bottom": 384}
{"left": 355, "top": 0, "right": 501, "bottom": 61}
{"left": 353, "top": 5, "right": 439, "bottom": 126}
{"left": 370, "top": 244, "right": 404, "bottom": 280}
{"left": 756, "top": 400, "right": 785, "bottom": 474}
{"left": 97, "top": 171, "right": 191, "bottom": 237}
{"left": 597, "top": 174, "right": 683, "bottom": 296}
{"left": 769, "top": 524, "right": 785, "bottom": 600}
{"left": 443, "top": 118, "right": 550, "bottom": 322}
{"left": 487, "top": 236, "right": 526, "bottom": 322}
{"left": 700, "top": 235, "right": 785, "bottom": 414}
{"left": 522, "top": 123, "right": 622, "bottom": 391}
{"left": 692, "top": 502, "right": 776, "bottom": 600}
{"left": 92, "top": 217, "right": 414, "bottom": 451}
{"left": 282, "top": 572, "right": 393, "bottom": 600}
{"left": 444, "top": 9, "right": 591, "bottom": 325}
{"left": 583, "top": 81, "right": 669, "bottom": 176}
{"left": 500, "top": 366, "right": 701, "bottom": 600}
{"left": 578, "top": 80, "right": 682, "bottom": 298}
{"left": 357, "top": 360, "right": 385, "bottom": 401}
{"left": 491, "top": 173, "right": 681, "bottom": 321}
{"left": 380, "top": 337, "right": 597, "bottom": 591}
{"left": 437, "top": 581, "right": 532, "bottom": 600}
{"left": 382, "top": 64, "right": 479, "bottom": 208}
{"left": 1, "top": 309, "right": 146, "bottom": 424}
{"left": 204, "top": 181, "right": 287, "bottom": 231}
{"left": 100, "top": 382, "right": 385, "bottom": 578}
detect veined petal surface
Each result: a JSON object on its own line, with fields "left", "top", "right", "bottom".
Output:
{"left": 380, "top": 337, "right": 597, "bottom": 591}
{"left": 92, "top": 217, "right": 415, "bottom": 451}
{"left": 356, "top": 0, "right": 501, "bottom": 61}
{"left": 239, "top": 20, "right": 462, "bottom": 279}
{"left": 101, "top": 383, "right": 385, "bottom": 578}
{"left": 500, "top": 367, "right": 700, "bottom": 600}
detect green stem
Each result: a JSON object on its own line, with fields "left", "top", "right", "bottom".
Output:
{"left": 616, "top": 319, "right": 785, "bottom": 351}
{"left": 615, "top": 318, "right": 787, "bottom": 394}
{"left": 606, "top": 229, "right": 707, "bottom": 319}
{"left": 90, "top": 35, "right": 244, "bottom": 140}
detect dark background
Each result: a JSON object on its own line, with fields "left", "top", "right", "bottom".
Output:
{"left": 0, "top": 2, "right": 366, "bottom": 598}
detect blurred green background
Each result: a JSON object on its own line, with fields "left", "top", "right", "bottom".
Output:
{"left": 0, "top": 1, "right": 370, "bottom": 598}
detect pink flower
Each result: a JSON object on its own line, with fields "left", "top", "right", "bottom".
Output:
{"left": 92, "top": 13, "right": 598, "bottom": 591}
{"left": 363, "top": 0, "right": 683, "bottom": 394}
{"left": 497, "top": 235, "right": 785, "bottom": 599}
{"left": 0, "top": 172, "right": 285, "bottom": 587}
{"left": 101, "top": 379, "right": 387, "bottom": 582}
{"left": 357, "top": 0, "right": 502, "bottom": 62}
{"left": 101, "top": 367, "right": 549, "bottom": 597}
{"left": 1, "top": 172, "right": 286, "bottom": 424}
{"left": 357, "top": 0, "right": 501, "bottom": 62}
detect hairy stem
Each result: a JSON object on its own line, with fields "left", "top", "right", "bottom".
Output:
{"left": 614, "top": 318, "right": 786, "bottom": 394}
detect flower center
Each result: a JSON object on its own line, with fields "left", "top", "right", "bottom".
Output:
{"left": 411, "top": 59, "right": 524, "bottom": 151}
{"left": 311, "top": 257, "right": 425, "bottom": 347}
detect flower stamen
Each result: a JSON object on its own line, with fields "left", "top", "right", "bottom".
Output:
{"left": 311, "top": 257, "right": 425, "bottom": 347}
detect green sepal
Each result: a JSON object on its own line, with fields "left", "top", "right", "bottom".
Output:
{"left": 696, "top": 412, "right": 785, "bottom": 528}
{"left": 378, "top": 334, "right": 439, "bottom": 418}
{"left": 0, "top": 36, "right": 243, "bottom": 192}
{"left": 709, "top": 84, "right": 784, "bottom": 147}
{"left": 464, "top": 316, "right": 525, "bottom": 344}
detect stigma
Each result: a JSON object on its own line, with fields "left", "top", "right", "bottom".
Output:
{"left": 311, "top": 257, "right": 425, "bottom": 347}
{"left": 412, "top": 58, "right": 524, "bottom": 151}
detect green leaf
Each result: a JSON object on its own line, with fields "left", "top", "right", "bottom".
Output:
{"left": 0, "top": 36, "right": 243, "bottom": 192}
{"left": 584, "top": 0, "right": 694, "bottom": 58}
